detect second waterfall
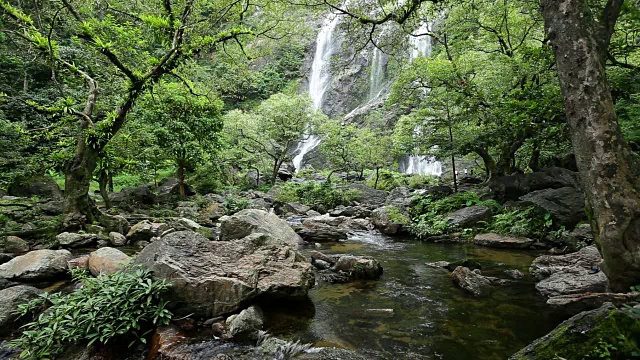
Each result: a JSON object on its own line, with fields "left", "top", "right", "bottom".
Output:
{"left": 292, "top": 14, "right": 340, "bottom": 172}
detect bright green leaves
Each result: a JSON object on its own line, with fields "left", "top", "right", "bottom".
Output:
{"left": 0, "top": 0, "right": 34, "bottom": 25}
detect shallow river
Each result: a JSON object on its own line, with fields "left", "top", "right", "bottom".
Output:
{"left": 265, "top": 232, "right": 567, "bottom": 360}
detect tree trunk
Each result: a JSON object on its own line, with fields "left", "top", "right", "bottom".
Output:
{"left": 476, "top": 147, "right": 497, "bottom": 182}
{"left": 374, "top": 167, "right": 380, "bottom": 190}
{"left": 62, "top": 145, "right": 100, "bottom": 229}
{"left": 98, "top": 170, "right": 111, "bottom": 209}
{"left": 448, "top": 124, "right": 458, "bottom": 193}
{"left": 177, "top": 160, "right": 186, "bottom": 199}
{"left": 108, "top": 173, "right": 114, "bottom": 192}
{"left": 542, "top": 0, "right": 640, "bottom": 291}
{"left": 529, "top": 142, "right": 541, "bottom": 172}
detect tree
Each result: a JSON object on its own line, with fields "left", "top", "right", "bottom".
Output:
{"left": 224, "top": 93, "right": 326, "bottom": 184}
{"left": 139, "top": 81, "right": 223, "bottom": 198}
{"left": 540, "top": 0, "right": 640, "bottom": 291}
{"left": 318, "top": 118, "right": 358, "bottom": 179}
{"left": 0, "top": 0, "right": 291, "bottom": 229}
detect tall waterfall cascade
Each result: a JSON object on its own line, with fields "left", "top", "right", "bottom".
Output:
{"left": 369, "top": 47, "right": 387, "bottom": 102}
{"left": 401, "top": 22, "right": 443, "bottom": 177}
{"left": 292, "top": 14, "right": 340, "bottom": 172}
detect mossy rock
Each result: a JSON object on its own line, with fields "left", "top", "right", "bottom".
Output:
{"left": 510, "top": 303, "right": 640, "bottom": 359}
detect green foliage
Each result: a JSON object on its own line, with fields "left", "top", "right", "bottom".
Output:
{"left": 274, "top": 182, "right": 359, "bottom": 212}
{"left": 486, "top": 207, "right": 553, "bottom": 239}
{"left": 223, "top": 195, "right": 251, "bottom": 215}
{"left": 385, "top": 206, "right": 411, "bottom": 225}
{"left": 409, "top": 215, "right": 454, "bottom": 239}
{"left": 10, "top": 267, "right": 172, "bottom": 359}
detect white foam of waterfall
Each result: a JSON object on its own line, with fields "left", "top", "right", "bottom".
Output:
{"left": 369, "top": 47, "right": 387, "bottom": 101}
{"left": 400, "top": 24, "right": 442, "bottom": 176}
{"left": 409, "top": 22, "right": 433, "bottom": 60}
{"left": 293, "top": 14, "right": 340, "bottom": 172}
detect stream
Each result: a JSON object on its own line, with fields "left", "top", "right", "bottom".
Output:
{"left": 265, "top": 232, "right": 566, "bottom": 360}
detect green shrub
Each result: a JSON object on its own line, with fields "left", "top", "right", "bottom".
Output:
{"left": 11, "top": 267, "right": 172, "bottom": 359}
{"left": 409, "top": 214, "right": 455, "bottom": 238}
{"left": 407, "top": 174, "right": 440, "bottom": 189}
{"left": 274, "top": 182, "right": 359, "bottom": 211}
{"left": 366, "top": 169, "right": 406, "bottom": 191}
{"left": 385, "top": 206, "right": 410, "bottom": 225}
{"left": 487, "top": 206, "right": 553, "bottom": 239}
{"left": 223, "top": 195, "right": 251, "bottom": 215}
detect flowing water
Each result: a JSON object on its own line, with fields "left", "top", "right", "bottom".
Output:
{"left": 369, "top": 47, "right": 387, "bottom": 102}
{"left": 293, "top": 13, "right": 340, "bottom": 172}
{"left": 266, "top": 232, "right": 565, "bottom": 360}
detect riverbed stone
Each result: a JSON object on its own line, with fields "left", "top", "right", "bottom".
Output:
{"left": 519, "top": 187, "right": 586, "bottom": 228}
{"left": 509, "top": 303, "right": 639, "bottom": 360}
{"left": 451, "top": 266, "right": 509, "bottom": 296}
{"left": 371, "top": 206, "right": 409, "bottom": 235}
{"left": 126, "top": 220, "right": 169, "bottom": 242}
{"left": 135, "top": 230, "right": 314, "bottom": 318}
{"left": 446, "top": 206, "right": 493, "bottom": 229}
{"left": 3, "top": 236, "right": 29, "bottom": 253}
{"left": 0, "top": 249, "right": 72, "bottom": 281}
{"left": 56, "top": 232, "right": 99, "bottom": 248}
{"left": 333, "top": 255, "right": 383, "bottom": 280}
{"left": 0, "top": 285, "right": 43, "bottom": 335}
{"left": 535, "top": 267, "right": 608, "bottom": 297}
{"left": 473, "top": 233, "right": 534, "bottom": 249}
{"left": 226, "top": 305, "right": 266, "bottom": 342}
{"left": 219, "top": 209, "right": 303, "bottom": 247}
{"left": 88, "top": 247, "right": 130, "bottom": 276}
{"left": 108, "top": 231, "right": 127, "bottom": 246}
{"left": 530, "top": 246, "right": 602, "bottom": 281}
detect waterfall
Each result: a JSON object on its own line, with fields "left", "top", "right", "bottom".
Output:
{"left": 369, "top": 47, "right": 387, "bottom": 101}
{"left": 400, "top": 23, "right": 443, "bottom": 177}
{"left": 292, "top": 14, "right": 340, "bottom": 172}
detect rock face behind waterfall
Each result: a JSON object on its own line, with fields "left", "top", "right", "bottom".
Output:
{"left": 135, "top": 230, "right": 314, "bottom": 318}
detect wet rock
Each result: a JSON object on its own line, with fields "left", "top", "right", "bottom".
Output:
{"left": 68, "top": 255, "right": 90, "bottom": 270}
{"left": 0, "top": 285, "right": 44, "bottom": 335}
{"left": 3, "top": 236, "right": 29, "bottom": 253}
{"left": 385, "top": 187, "right": 412, "bottom": 212}
{"left": 7, "top": 175, "right": 63, "bottom": 200}
{"left": 0, "top": 249, "right": 72, "bottom": 281}
{"left": 535, "top": 267, "right": 608, "bottom": 297}
{"left": 546, "top": 223, "right": 594, "bottom": 252}
{"left": 489, "top": 167, "right": 580, "bottom": 202}
{"left": 126, "top": 220, "right": 169, "bottom": 242}
{"left": 425, "top": 261, "right": 451, "bottom": 269}
{"left": 446, "top": 206, "right": 493, "bottom": 229}
{"left": 313, "top": 259, "right": 331, "bottom": 270}
{"left": 226, "top": 305, "right": 266, "bottom": 342}
{"left": 219, "top": 209, "right": 303, "bottom": 247}
{"left": 473, "top": 233, "right": 534, "bottom": 249}
{"left": 135, "top": 230, "right": 314, "bottom": 318}
{"left": 371, "top": 206, "right": 408, "bottom": 235}
{"left": 296, "top": 348, "right": 371, "bottom": 360}
{"left": 88, "top": 247, "right": 131, "bottom": 276}
{"left": 509, "top": 303, "right": 638, "bottom": 360}
{"left": 451, "top": 266, "right": 509, "bottom": 296}
{"left": 148, "top": 324, "right": 189, "bottom": 360}
{"left": 345, "top": 184, "right": 387, "bottom": 207}
{"left": 547, "top": 292, "right": 640, "bottom": 314}
{"left": 309, "top": 250, "right": 337, "bottom": 265}
{"left": 108, "top": 231, "right": 127, "bottom": 246}
{"left": 297, "top": 219, "right": 348, "bottom": 242}
{"left": 56, "top": 232, "right": 99, "bottom": 248}
{"left": 504, "top": 269, "right": 525, "bottom": 279}
{"left": 530, "top": 246, "right": 602, "bottom": 281}
{"left": 274, "top": 202, "right": 311, "bottom": 216}
{"left": 111, "top": 184, "right": 157, "bottom": 209}
{"left": 519, "top": 187, "right": 586, "bottom": 228}
{"left": 0, "top": 278, "right": 19, "bottom": 290}
{"left": 330, "top": 205, "right": 371, "bottom": 218}
{"left": 445, "top": 259, "right": 482, "bottom": 272}
{"left": 0, "top": 253, "right": 15, "bottom": 265}
{"left": 333, "top": 255, "right": 383, "bottom": 280}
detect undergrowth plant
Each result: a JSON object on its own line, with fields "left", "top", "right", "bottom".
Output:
{"left": 487, "top": 207, "right": 553, "bottom": 239}
{"left": 10, "top": 267, "right": 172, "bottom": 359}
{"left": 274, "top": 181, "right": 359, "bottom": 212}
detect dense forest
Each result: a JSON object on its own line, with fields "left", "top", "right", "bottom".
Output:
{"left": 1, "top": 0, "right": 640, "bottom": 359}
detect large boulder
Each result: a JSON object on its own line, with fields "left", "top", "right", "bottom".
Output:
{"left": 226, "top": 305, "right": 266, "bottom": 342}
{"left": 510, "top": 303, "right": 640, "bottom": 360}
{"left": 530, "top": 246, "right": 603, "bottom": 281}
{"left": 547, "top": 292, "right": 640, "bottom": 314}
{"left": 446, "top": 206, "right": 492, "bottom": 229}
{"left": 0, "top": 249, "right": 72, "bottom": 281}
{"left": 219, "top": 209, "right": 303, "bottom": 247}
{"left": 126, "top": 220, "right": 169, "bottom": 242}
{"left": 2, "top": 236, "right": 29, "bottom": 253}
{"left": 110, "top": 185, "right": 157, "bottom": 209}
{"left": 530, "top": 246, "right": 608, "bottom": 297}
{"left": 519, "top": 187, "right": 586, "bottom": 228}
{"left": 489, "top": 167, "right": 580, "bottom": 201}
{"left": 371, "top": 206, "right": 409, "bottom": 235}
{"left": 157, "top": 178, "right": 196, "bottom": 197}
{"left": 333, "top": 255, "right": 383, "bottom": 280}
{"left": 108, "top": 231, "right": 127, "bottom": 246}
{"left": 297, "top": 218, "right": 348, "bottom": 242}
{"left": 451, "top": 266, "right": 509, "bottom": 296}
{"left": 385, "top": 187, "right": 412, "bottom": 212}
{"left": 88, "top": 247, "right": 130, "bottom": 276}
{"left": 329, "top": 205, "right": 371, "bottom": 218}
{"left": 56, "top": 232, "right": 99, "bottom": 248}
{"left": 345, "top": 184, "right": 388, "bottom": 207}
{"left": 135, "top": 230, "right": 314, "bottom": 318}
{"left": 473, "top": 233, "right": 534, "bottom": 249}
{"left": 0, "top": 285, "right": 43, "bottom": 335}
{"left": 7, "top": 175, "right": 62, "bottom": 200}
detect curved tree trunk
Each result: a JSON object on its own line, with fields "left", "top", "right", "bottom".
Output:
{"left": 62, "top": 145, "right": 99, "bottom": 230}
{"left": 98, "top": 170, "right": 111, "bottom": 209}
{"left": 542, "top": 0, "right": 640, "bottom": 291}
